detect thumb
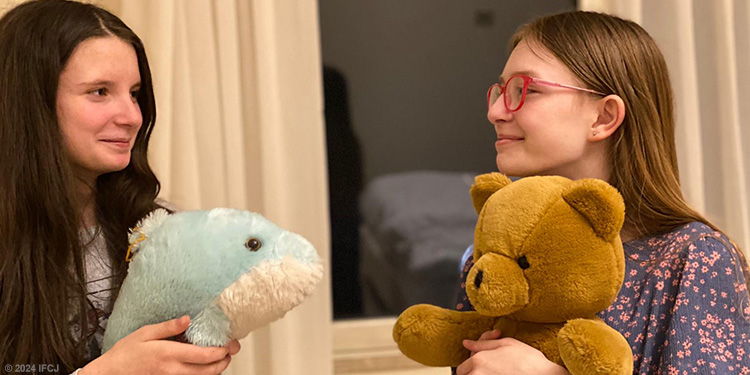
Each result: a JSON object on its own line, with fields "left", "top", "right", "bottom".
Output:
{"left": 462, "top": 337, "right": 511, "bottom": 353}
{"left": 129, "top": 315, "right": 190, "bottom": 342}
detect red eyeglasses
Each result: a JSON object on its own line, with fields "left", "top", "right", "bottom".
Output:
{"left": 487, "top": 74, "right": 607, "bottom": 112}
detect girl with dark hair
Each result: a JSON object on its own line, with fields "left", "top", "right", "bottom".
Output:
{"left": 453, "top": 11, "right": 750, "bottom": 375}
{"left": 0, "top": 0, "right": 239, "bottom": 373}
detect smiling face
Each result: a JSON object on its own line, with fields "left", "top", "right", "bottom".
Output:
{"left": 56, "top": 36, "right": 142, "bottom": 182}
{"left": 489, "top": 39, "right": 602, "bottom": 179}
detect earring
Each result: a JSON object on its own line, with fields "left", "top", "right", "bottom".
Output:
{"left": 592, "top": 131, "right": 598, "bottom": 136}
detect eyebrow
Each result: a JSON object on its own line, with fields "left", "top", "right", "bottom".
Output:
{"left": 77, "top": 80, "right": 142, "bottom": 89}
{"left": 499, "top": 70, "right": 541, "bottom": 84}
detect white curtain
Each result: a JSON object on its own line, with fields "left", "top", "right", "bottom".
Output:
{"left": 0, "top": 0, "right": 331, "bottom": 372}
{"left": 580, "top": 0, "right": 750, "bottom": 254}
{"left": 87, "top": 0, "right": 333, "bottom": 373}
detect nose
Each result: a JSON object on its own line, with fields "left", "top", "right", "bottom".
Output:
{"left": 115, "top": 95, "right": 143, "bottom": 128}
{"left": 474, "top": 269, "right": 484, "bottom": 289}
{"left": 487, "top": 95, "right": 512, "bottom": 125}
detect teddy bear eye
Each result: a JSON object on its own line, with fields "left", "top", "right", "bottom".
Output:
{"left": 517, "top": 255, "right": 530, "bottom": 270}
{"left": 245, "top": 238, "right": 262, "bottom": 252}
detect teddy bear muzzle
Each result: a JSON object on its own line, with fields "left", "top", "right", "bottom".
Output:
{"left": 466, "top": 252, "right": 529, "bottom": 316}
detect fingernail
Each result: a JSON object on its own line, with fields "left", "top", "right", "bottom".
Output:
{"left": 180, "top": 315, "right": 190, "bottom": 324}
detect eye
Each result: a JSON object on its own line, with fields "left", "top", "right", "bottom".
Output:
{"left": 90, "top": 88, "right": 107, "bottom": 96}
{"left": 517, "top": 255, "right": 530, "bottom": 270}
{"left": 245, "top": 238, "right": 262, "bottom": 252}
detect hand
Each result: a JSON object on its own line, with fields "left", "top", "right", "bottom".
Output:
{"left": 468, "top": 330, "right": 502, "bottom": 357}
{"left": 456, "top": 332, "right": 570, "bottom": 375}
{"left": 81, "top": 315, "right": 242, "bottom": 375}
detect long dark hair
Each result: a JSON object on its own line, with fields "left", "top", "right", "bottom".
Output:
{"left": 512, "top": 11, "right": 750, "bottom": 291}
{"left": 0, "top": 0, "right": 162, "bottom": 369}
{"left": 511, "top": 11, "right": 702, "bottom": 238}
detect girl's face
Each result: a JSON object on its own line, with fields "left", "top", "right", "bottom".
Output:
{"left": 489, "top": 39, "right": 603, "bottom": 179}
{"left": 56, "top": 36, "right": 142, "bottom": 182}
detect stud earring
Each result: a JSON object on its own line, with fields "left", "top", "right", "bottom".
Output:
{"left": 592, "top": 131, "right": 598, "bottom": 136}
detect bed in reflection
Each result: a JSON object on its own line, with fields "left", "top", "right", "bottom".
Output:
{"left": 359, "top": 171, "right": 479, "bottom": 316}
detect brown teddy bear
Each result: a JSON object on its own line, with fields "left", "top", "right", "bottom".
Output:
{"left": 392, "top": 173, "right": 633, "bottom": 375}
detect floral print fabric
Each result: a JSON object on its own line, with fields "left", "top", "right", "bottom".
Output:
{"left": 454, "top": 222, "right": 750, "bottom": 374}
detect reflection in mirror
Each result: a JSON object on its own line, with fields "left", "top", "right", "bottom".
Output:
{"left": 320, "top": 0, "right": 577, "bottom": 320}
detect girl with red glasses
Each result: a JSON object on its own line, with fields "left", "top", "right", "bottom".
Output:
{"left": 453, "top": 11, "right": 750, "bottom": 375}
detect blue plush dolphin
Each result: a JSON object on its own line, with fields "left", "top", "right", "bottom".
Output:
{"left": 102, "top": 208, "right": 323, "bottom": 351}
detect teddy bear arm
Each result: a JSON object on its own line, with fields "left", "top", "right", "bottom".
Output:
{"left": 393, "top": 304, "right": 497, "bottom": 367}
{"left": 557, "top": 318, "right": 633, "bottom": 375}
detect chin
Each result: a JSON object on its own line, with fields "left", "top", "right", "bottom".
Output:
{"left": 496, "top": 161, "right": 535, "bottom": 178}
{"left": 496, "top": 156, "right": 523, "bottom": 176}
{"left": 96, "top": 159, "right": 132, "bottom": 175}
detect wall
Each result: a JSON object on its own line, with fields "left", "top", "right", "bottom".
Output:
{"left": 319, "top": 0, "right": 576, "bottom": 184}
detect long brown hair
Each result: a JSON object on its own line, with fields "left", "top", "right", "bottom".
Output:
{"left": 512, "top": 11, "right": 711, "bottom": 238}
{"left": 511, "top": 11, "right": 750, "bottom": 289}
{"left": 0, "top": 0, "right": 162, "bottom": 370}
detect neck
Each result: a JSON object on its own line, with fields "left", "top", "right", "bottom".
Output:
{"left": 542, "top": 144, "right": 611, "bottom": 182}
{"left": 620, "top": 221, "right": 640, "bottom": 243}
{"left": 72, "top": 176, "right": 97, "bottom": 228}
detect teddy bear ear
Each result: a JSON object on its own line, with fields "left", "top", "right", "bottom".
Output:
{"left": 562, "top": 179, "right": 625, "bottom": 241}
{"left": 470, "top": 173, "right": 513, "bottom": 214}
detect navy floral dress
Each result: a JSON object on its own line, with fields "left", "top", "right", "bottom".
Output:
{"left": 454, "top": 222, "right": 750, "bottom": 374}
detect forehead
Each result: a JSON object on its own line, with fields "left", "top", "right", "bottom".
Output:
{"left": 59, "top": 36, "right": 140, "bottom": 84}
{"left": 500, "top": 39, "right": 578, "bottom": 85}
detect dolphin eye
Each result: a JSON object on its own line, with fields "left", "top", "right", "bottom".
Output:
{"left": 245, "top": 238, "right": 262, "bottom": 252}
{"left": 517, "top": 255, "right": 530, "bottom": 270}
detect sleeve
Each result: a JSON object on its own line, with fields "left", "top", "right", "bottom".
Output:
{"left": 451, "top": 246, "right": 475, "bottom": 375}
{"left": 660, "top": 235, "right": 750, "bottom": 373}
{"left": 454, "top": 245, "right": 475, "bottom": 312}
{"left": 459, "top": 244, "right": 474, "bottom": 273}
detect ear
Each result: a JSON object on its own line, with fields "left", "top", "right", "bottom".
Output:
{"left": 470, "top": 173, "right": 513, "bottom": 214}
{"left": 562, "top": 179, "right": 625, "bottom": 241}
{"left": 128, "top": 208, "right": 171, "bottom": 245}
{"left": 590, "top": 94, "right": 625, "bottom": 141}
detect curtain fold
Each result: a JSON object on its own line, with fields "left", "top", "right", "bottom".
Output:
{"left": 581, "top": 0, "right": 750, "bottom": 253}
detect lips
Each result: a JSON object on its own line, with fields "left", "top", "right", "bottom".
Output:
{"left": 497, "top": 135, "right": 524, "bottom": 141}
{"left": 100, "top": 138, "right": 131, "bottom": 149}
{"left": 496, "top": 135, "right": 524, "bottom": 148}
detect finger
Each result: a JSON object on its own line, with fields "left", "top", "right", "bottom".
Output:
{"left": 462, "top": 337, "right": 516, "bottom": 352}
{"left": 455, "top": 357, "right": 473, "bottom": 375}
{"left": 168, "top": 343, "right": 230, "bottom": 365}
{"left": 206, "top": 355, "right": 232, "bottom": 375}
{"left": 227, "top": 339, "right": 241, "bottom": 356}
{"left": 175, "top": 355, "right": 231, "bottom": 375}
{"left": 129, "top": 315, "right": 191, "bottom": 342}
{"left": 478, "top": 329, "right": 502, "bottom": 341}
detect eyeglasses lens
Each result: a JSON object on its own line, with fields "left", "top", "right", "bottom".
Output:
{"left": 488, "top": 76, "right": 526, "bottom": 112}
{"left": 505, "top": 76, "right": 525, "bottom": 111}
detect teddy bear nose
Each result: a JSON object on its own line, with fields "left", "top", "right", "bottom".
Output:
{"left": 517, "top": 255, "right": 530, "bottom": 270}
{"left": 474, "top": 270, "right": 484, "bottom": 288}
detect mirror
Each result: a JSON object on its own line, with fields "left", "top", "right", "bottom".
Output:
{"left": 319, "top": 0, "right": 578, "bottom": 320}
